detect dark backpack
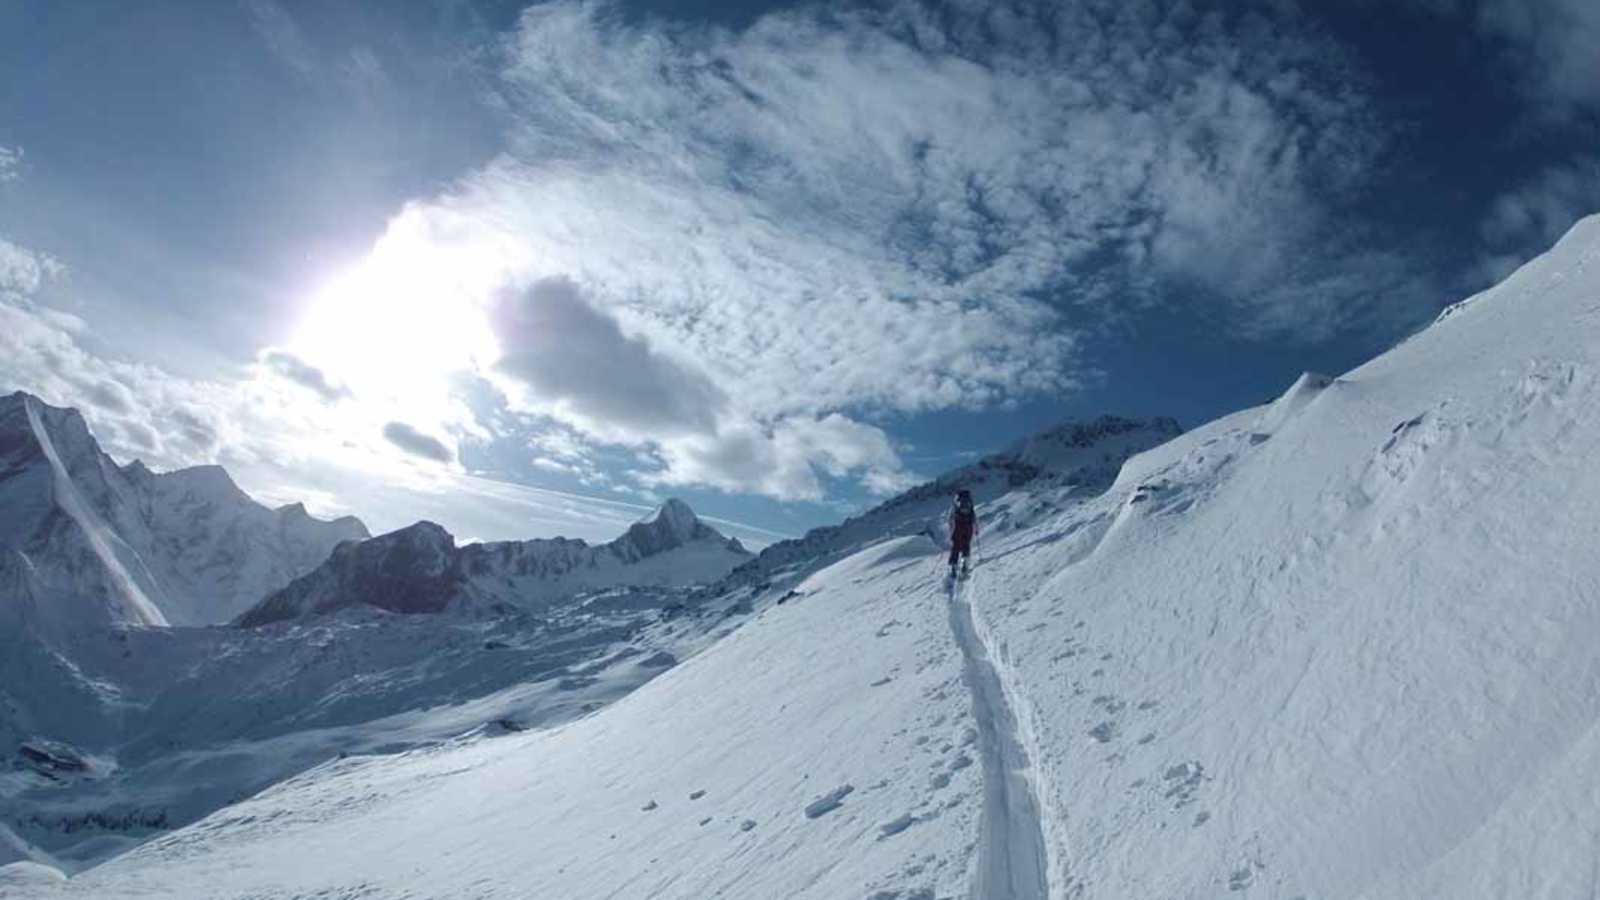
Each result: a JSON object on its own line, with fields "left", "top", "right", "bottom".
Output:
{"left": 953, "top": 498, "right": 975, "bottom": 528}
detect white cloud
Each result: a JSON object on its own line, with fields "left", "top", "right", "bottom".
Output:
{"left": 0, "top": 290, "right": 241, "bottom": 470}
{"left": 1477, "top": 0, "right": 1600, "bottom": 115}
{"left": 644, "top": 413, "right": 913, "bottom": 502}
{"left": 484, "top": 277, "right": 912, "bottom": 499}
{"left": 0, "top": 280, "right": 696, "bottom": 542}
{"left": 1402, "top": 0, "right": 1600, "bottom": 116}
{"left": 246, "top": 0, "right": 316, "bottom": 79}
{"left": 0, "top": 145, "right": 20, "bottom": 182}
{"left": 354, "top": 0, "right": 1403, "bottom": 497}
{"left": 1476, "top": 159, "right": 1600, "bottom": 282}
{"left": 529, "top": 426, "right": 593, "bottom": 464}
{"left": 1481, "top": 160, "right": 1600, "bottom": 249}
{"left": 479, "top": 0, "right": 1392, "bottom": 345}
{"left": 0, "top": 237, "right": 63, "bottom": 295}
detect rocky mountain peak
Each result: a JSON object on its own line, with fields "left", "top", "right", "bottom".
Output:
{"left": 619, "top": 498, "right": 721, "bottom": 559}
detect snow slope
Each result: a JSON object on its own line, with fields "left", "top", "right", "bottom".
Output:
{"left": 22, "top": 536, "right": 994, "bottom": 899}
{"left": 11, "top": 214, "right": 1600, "bottom": 898}
{"left": 0, "top": 392, "right": 368, "bottom": 630}
{"left": 236, "top": 498, "right": 751, "bottom": 626}
{"left": 958, "top": 212, "right": 1600, "bottom": 899}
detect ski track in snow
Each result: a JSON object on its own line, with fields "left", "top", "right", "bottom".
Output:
{"left": 945, "top": 569, "right": 1049, "bottom": 900}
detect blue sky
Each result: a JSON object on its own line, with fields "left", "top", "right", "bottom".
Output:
{"left": 1, "top": 0, "right": 1596, "bottom": 546}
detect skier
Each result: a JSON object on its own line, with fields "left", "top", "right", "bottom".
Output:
{"left": 947, "top": 488, "right": 978, "bottom": 579}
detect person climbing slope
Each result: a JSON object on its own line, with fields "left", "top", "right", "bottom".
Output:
{"left": 948, "top": 488, "right": 978, "bottom": 579}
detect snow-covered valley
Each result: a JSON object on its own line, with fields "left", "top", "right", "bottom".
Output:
{"left": 4, "top": 213, "right": 1600, "bottom": 898}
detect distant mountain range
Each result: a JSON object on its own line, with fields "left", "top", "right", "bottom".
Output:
{"left": 236, "top": 499, "right": 752, "bottom": 627}
{"left": 0, "top": 391, "right": 755, "bottom": 635}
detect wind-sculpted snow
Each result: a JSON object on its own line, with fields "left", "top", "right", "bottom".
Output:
{"left": 236, "top": 499, "right": 751, "bottom": 626}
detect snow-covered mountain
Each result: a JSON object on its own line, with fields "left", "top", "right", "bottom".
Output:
{"left": 0, "top": 392, "right": 368, "bottom": 632}
{"left": 9, "top": 214, "right": 1600, "bottom": 899}
{"left": 236, "top": 498, "right": 751, "bottom": 627}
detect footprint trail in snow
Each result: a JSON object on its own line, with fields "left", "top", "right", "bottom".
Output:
{"left": 946, "top": 571, "right": 1050, "bottom": 900}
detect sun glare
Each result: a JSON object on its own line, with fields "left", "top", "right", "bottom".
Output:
{"left": 288, "top": 222, "right": 504, "bottom": 408}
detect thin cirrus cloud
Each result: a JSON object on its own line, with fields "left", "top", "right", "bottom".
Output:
{"left": 1475, "top": 159, "right": 1600, "bottom": 281}
{"left": 244, "top": 0, "right": 317, "bottom": 80}
{"left": 1466, "top": 0, "right": 1600, "bottom": 115}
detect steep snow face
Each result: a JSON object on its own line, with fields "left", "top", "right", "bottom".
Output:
{"left": 238, "top": 500, "right": 752, "bottom": 627}
{"left": 118, "top": 466, "right": 368, "bottom": 626}
{"left": 0, "top": 393, "right": 368, "bottom": 630}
